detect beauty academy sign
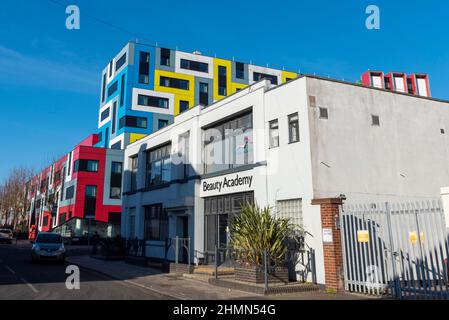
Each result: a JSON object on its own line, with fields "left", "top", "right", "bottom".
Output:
{"left": 200, "top": 170, "right": 254, "bottom": 197}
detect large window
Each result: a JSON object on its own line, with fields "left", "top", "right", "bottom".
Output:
{"left": 180, "top": 59, "right": 208, "bottom": 73}
{"left": 288, "top": 113, "right": 300, "bottom": 143}
{"left": 139, "top": 52, "right": 150, "bottom": 84}
{"left": 158, "top": 119, "right": 169, "bottom": 130}
{"left": 65, "top": 185, "right": 75, "bottom": 200}
{"left": 115, "top": 53, "right": 127, "bottom": 71}
{"left": 160, "top": 48, "right": 170, "bottom": 67}
{"left": 130, "top": 156, "right": 138, "bottom": 192}
{"left": 138, "top": 94, "right": 169, "bottom": 109}
{"left": 199, "top": 82, "right": 209, "bottom": 106}
{"left": 119, "top": 116, "right": 147, "bottom": 129}
{"left": 101, "top": 73, "right": 107, "bottom": 103}
{"left": 253, "top": 72, "right": 278, "bottom": 85}
{"left": 120, "top": 75, "right": 125, "bottom": 107}
{"left": 84, "top": 185, "right": 97, "bottom": 218}
{"left": 110, "top": 162, "right": 123, "bottom": 199}
{"left": 111, "top": 101, "right": 117, "bottom": 134}
{"left": 146, "top": 144, "right": 171, "bottom": 187}
{"left": 108, "top": 81, "right": 118, "bottom": 97}
{"left": 204, "top": 112, "right": 253, "bottom": 174}
{"left": 179, "top": 100, "right": 189, "bottom": 113}
{"left": 100, "top": 108, "right": 110, "bottom": 121}
{"left": 74, "top": 160, "right": 99, "bottom": 173}
{"left": 269, "top": 119, "right": 279, "bottom": 148}
{"left": 235, "top": 62, "right": 245, "bottom": 79}
{"left": 159, "top": 76, "right": 189, "bottom": 90}
{"left": 218, "top": 66, "right": 227, "bottom": 96}
{"left": 144, "top": 204, "right": 168, "bottom": 241}
{"left": 276, "top": 199, "right": 303, "bottom": 228}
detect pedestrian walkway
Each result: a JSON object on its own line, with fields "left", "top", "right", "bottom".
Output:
{"left": 66, "top": 256, "right": 372, "bottom": 300}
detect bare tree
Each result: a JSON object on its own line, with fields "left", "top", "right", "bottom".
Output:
{"left": 0, "top": 167, "right": 34, "bottom": 231}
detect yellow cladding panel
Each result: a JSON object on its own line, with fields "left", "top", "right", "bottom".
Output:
{"left": 282, "top": 71, "right": 299, "bottom": 84}
{"left": 174, "top": 94, "right": 195, "bottom": 116}
{"left": 129, "top": 133, "right": 147, "bottom": 144}
{"left": 231, "top": 82, "right": 248, "bottom": 94}
{"left": 154, "top": 69, "right": 195, "bottom": 116}
{"left": 213, "top": 58, "right": 232, "bottom": 101}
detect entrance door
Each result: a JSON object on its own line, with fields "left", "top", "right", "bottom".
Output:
{"left": 177, "top": 216, "right": 189, "bottom": 262}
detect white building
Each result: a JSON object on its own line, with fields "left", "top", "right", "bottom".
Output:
{"left": 121, "top": 75, "right": 449, "bottom": 286}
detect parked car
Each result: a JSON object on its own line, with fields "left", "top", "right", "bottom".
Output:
{"left": 31, "top": 233, "right": 66, "bottom": 263}
{"left": 0, "top": 229, "right": 13, "bottom": 244}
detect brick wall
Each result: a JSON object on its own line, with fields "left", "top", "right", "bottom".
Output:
{"left": 311, "top": 197, "right": 345, "bottom": 292}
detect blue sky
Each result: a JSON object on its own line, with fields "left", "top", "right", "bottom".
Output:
{"left": 1, "top": 0, "right": 448, "bottom": 181}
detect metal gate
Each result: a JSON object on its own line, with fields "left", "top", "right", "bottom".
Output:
{"left": 340, "top": 201, "right": 449, "bottom": 299}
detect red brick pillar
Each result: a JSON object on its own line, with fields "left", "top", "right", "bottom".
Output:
{"left": 311, "top": 197, "right": 345, "bottom": 293}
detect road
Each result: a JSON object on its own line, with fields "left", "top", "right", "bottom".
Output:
{"left": 0, "top": 242, "right": 174, "bottom": 300}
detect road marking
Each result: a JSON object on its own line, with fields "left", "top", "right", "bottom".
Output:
{"left": 4, "top": 266, "right": 15, "bottom": 274}
{"left": 20, "top": 277, "right": 38, "bottom": 293}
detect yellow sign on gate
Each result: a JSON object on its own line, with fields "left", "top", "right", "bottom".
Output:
{"left": 409, "top": 231, "right": 425, "bottom": 245}
{"left": 357, "top": 230, "right": 370, "bottom": 243}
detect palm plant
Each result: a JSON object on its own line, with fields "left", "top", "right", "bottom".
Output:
{"left": 230, "top": 204, "right": 298, "bottom": 267}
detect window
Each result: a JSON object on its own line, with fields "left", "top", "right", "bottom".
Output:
{"left": 218, "top": 66, "right": 227, "bottom": 96}
{"left": 120, "top": 74, "right": 125, "bottom": 107}
{"left": 319, "top": 107, "right": 328, "bottom": 119}
{"left": 158, "top": 119, "right": 169, "bottom": 130}
{"left": 138, "top": 94, "right": 169, "bottom": 109}
{"left": 115, "top": 53, "right": 127, "bottom": 71}
{"left": 384, "top": 77, "right": 391, "bottom": 90}
{"left": 179, "top": 100, "right": 189, "bottom": 113}
{"left": 108, "top": 81, "right": 118, "bottom": 97}
{"left": 130, "top": 156, "right": 138, "bottom": 192}
{"left": 67, "top": 152, "right": 72, "bottom": 176}
{"left": 139, "top": 52, "right": 150, "bottom": 84}
{"left": 178, "top": 132, "right": 190, "bottom": 179}
{"left": 276, "top": 199, "right": 303, "bottom": 227}
{"left": 199, "top": 82, "right": 209, "bottom": 106}
{"left": 372, "top": 115, "right": 380, "bottom": 126}
{"left": 105, "top": 127, "right": 109, "bottom": 149}
{"left": 146, "top": 144, "right": 171, "bottom": 187}
{"left": 110, "top": 162, "right": 122, "bottom": 199}
{"left": 253, "top": 72, "right": 278, "bottom": 85}
{"left": 84, "top": 185, "right": 97, "bottom": 217}
{"left": 111, "top": 141, "right": 121, "bottom": 150}
{"left": 128, "top": 208, "right": 136, "bottom": 239}
{"left": 441, "top": 129, "right": 445, "bottom": 134}
{"left": 100, "top": 108, "right": 110, "bottom": 121}
{"left": 160, "top": 48, "right": 170, "bottom": 67}
{"left": 111, "top": 102, "right": 117, "bottom": 134}
{"left": 269, "top": 120, "right": 279, "bottom": 148}
{"left": 204, "top": 112, "right": 253, "bottom": 174}
{"left": 407, "top": 78, "right": 414, "bottom": 94}
{"left": 119, "top": 116, "right": 147, "bottom": 129}
{"left": 42, "top": 216, "right": 49, "bottom": 227}
{"left": 180, "top": 59, "right": 209, "bottom": 73}
{"left": 144, "top": 204, "right": 168, "bottom": 241}
{"left": 159, "top": 76, "right": 189, "bottom": 90}
{"left": 65, "top": 185, "right": 75, "bottom": 200}
{"left": 288, "top": 113, "right": 300, "bottom": 143}
{"left": 109, "top": 61, "right": 113, "bottom": 77}
{"left": 74, "top": 160, "right": 99, "bottom": 173}
{"left": 236, "top": 62, "right": 245, "bottom": 79}
{"left": 101, "top": 73, "right": 107, "bottom": 103}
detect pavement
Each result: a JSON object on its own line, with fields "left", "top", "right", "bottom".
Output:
{"left": 66, "top": 255, "right": 373, "bottom": 300}
{"left": 0, "top": 241, "right": 374, "bottom": 300}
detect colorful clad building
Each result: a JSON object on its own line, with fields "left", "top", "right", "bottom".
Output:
{"left": 95, "top": 41, "right": 299, "bottom": 150}
{"left": 26, "top": 134, "right": 124, "bottom": 241}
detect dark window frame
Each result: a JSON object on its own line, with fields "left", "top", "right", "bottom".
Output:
{"left": 288, "top": 113, "right": 300, "bottom": 144}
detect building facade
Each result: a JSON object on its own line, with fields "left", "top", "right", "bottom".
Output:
{"left": 120, "top": 75, "right": 449, "bottom": 285}
{"left": 95, "top": 41, "right": 298, "bottom": 150}
{"left": 26, "top": 135, "right": 124, "bottom": 240}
